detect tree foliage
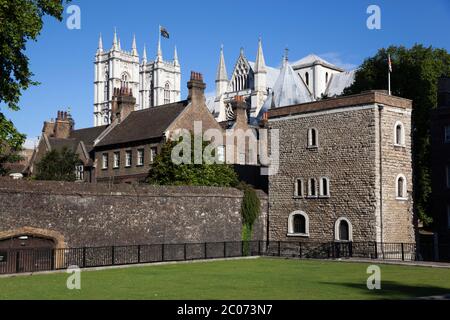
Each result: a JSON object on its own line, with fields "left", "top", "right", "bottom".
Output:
{"left": 35, "top": 147, "right": 80, "bottom": 182}
{"left": 0, "top": 0, "right": 68, "bottom": 172}
{"left": 344, "top": 44, "right": 450, "bottom": 225}
{"left": 148, "top": 135, "right": 239, "bottom": 187}
{"left": 239, "top": 182, "right": 261, "bottom": 244}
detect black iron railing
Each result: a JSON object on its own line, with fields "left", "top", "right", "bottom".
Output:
{"left": 0, "top": 241, "right": 447, "bottom": 275}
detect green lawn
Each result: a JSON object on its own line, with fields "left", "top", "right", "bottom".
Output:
{"left": 1, "top": 258, "right": 449, "bottom": 300}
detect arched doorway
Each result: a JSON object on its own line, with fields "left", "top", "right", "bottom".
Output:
{"left": 0, "top": 228, "right": 66, "bottom": 274}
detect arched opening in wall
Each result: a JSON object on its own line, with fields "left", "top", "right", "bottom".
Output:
{"left": 121, "top": 72, "right": 129, "bottom": 89}
{"left": 335, "top": 218, "right": 353, "bottom": 242}
{"left": 394, "top": 121, "right": 405, "bottom": 146}
{"left": 0, "top": 227, "right": 66, "bottom": 274}
{"left": 288, "top": 211, "right": 310, "bottom": 237}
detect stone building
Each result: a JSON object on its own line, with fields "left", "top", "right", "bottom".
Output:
{"left": 267, "top": 91, "right": 415, "bottom": 243}
{"left": 431, "top": 77, "right": 450, "bottom": 246}
{"left": 208, "top": 39, "right": 355, "bottom": 123}
{"left": 94, "top": 30, "right": 181, "bottom": 126}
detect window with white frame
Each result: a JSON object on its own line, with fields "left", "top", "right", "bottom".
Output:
{"left": 335, "top": 218, "right": 353, "bottom": 241}
{"left": 320, "top": 177, "right": 330, "bottom": 197}
{"left": 150, "top": 147, "right": 157, "bottom": 163}
{"left": 288, "top": 211, "right": 310, "bottom": 237}
{"left": 394, "top": 121, "right": 405, "bottom": 146}
{"left": 102, "top": 153, "right": 108, "bottom": 169}
{"left": 113, "top": 152, "right": 120, "bottom": 169}
{"left": 121, "top": 73, "right": 129, "bottom": 89}
{"left": 294, "top": 179, "right": 304, "bottom": 197}
{"left": 125, "top": 150, "right": 132, "bottom": 167}
{"left": 137, "top": 149, "right": 144, "bottom": 166}
{"left": 308, "top": 178, "right": 317, "bottom": 197}
{"left": 75, "top": 165, "right": 84, "bottom": 181}
{"left": 217, "top": 145, "right": 225, "bottom": 163}
{"left": 308, "top": 128, "right": 318, "bottom": 148}
{"left": 396, "top": 174, "right": 407, "bottom": 200}
{"left": 445, "top": 126, "right": 450, "bottom": 144}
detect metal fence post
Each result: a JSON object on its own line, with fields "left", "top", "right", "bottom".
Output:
{"left": 349, "top": 242, "right": 353, "bottom": 258}
{"left": 137, "top": 245, "right": 141, "bottom": 264}
{"left": 111, "top": 246, "right": 115, "bottom": 265}
{"left": 184, "top": 243, "right": 187, "bottom": 261}
{"left": 278, "top": 241, "right": 281, "bottom": 257}
{"left": 223, "top": 242, "right": 226, "bottom": 258}
{"left": 401, "top": 243, "right": 405, "bottom": 261}
{"left": 204, "top": 242, "right": 208, "bottom": 259}
{"left": 161, "top": 244, "right": 165, "bottom": 262}
{"left": 15, "top": 251, "right": 20, "bottom": 273}
{"left": 299, "top": 242, "right": 302, "bottom": 258}
{"left": 374, "top": 241, "right": 378, "bottom": 259}
{"left": 51, "top": 249, "right": 55, "bottom": 270}
{"left": 82, "top": 247, "right": 86, "bottom": 268}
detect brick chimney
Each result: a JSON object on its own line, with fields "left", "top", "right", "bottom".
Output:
{"left": 231, "top": 95, "right": 248, "bottom": 126}
{"left": 53, "top": 110, "right": 73, "bottom": 139}
{"left": 187, "top": 71, "right": 206, "bottom": 105}
{"left": 438, "top": 77, "right": 450, "bottom": 108}
{"left": 111, "top": 87, "right": 136, "bottom": 123}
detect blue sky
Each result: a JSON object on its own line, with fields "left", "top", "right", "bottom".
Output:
{"left": 2, "top": 0, "right": 450, "bottom": 148}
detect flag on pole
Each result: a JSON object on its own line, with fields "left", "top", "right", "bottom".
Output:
{"left": 388, "top": 54, "right": 393, "bottom": 73}
{"left": 160, "top": 26, "right": 170, "bottom": 39}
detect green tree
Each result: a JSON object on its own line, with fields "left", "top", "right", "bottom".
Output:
{"left": 0, "top": 0, "right": 69, "bottom": 173}
{"left": 239, "top": 182, "right": 261, "bottom": 246}
{"left": 35, "top": 147, "right": 80, "bottom": 182}
{"left": 148, "top": 135, "right": 239, "bottom": 187}
{"left": 344, "top": 44, "right": 450, "bottom": 225}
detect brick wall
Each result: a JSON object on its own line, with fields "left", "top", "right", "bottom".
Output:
{"left": 0, "top": 179, "right": 267, "bottom": 248}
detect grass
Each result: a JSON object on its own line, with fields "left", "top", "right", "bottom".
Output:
{"left": 1, "top": 258, "right": 450, "bottom": 300}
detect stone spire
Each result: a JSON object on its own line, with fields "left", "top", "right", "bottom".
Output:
{"left": 132, "top": 34, "right": 138, "bottom": 56}
{"left": 97, "top": 33, "right": 103, "bottom": 54}
{"left": 216, "top": 45, "right": 228, "bottom": 81}
{"left": 215, "top": 45, "right": 229, "bottom": 98}
{"left": 156, "top": 37, "right": 163, "bottom": 62}
{"left": 142, "top": 45, "right": 147, "bottom": 63}
{"left": 174, "top": 46, "right": 179, "bottom": 66}
{"left": 118, "top": 37, "right": 122, "bottom": 51}
{"left": 254, "top": 37, "right": 266, "bottom": 74}
{"left": 112, "top": 28, "right": 118, "bottom": 50}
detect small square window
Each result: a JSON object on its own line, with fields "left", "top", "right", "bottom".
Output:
{"left": 113, "top": 152, "right": 120, "bottom": 169}
{"left": 0, "top": 251, "right": 7, "bottom": 263}
{"left": 125, "top": 151, "right": 132, "bottom": 167}
{"left": 137, "top": 149, "right": 144, "bottom": 166}
{"left": 102, "top": 154, "right": 108, "bottom": 169}
{"left": 150, "top": 147, "right": 157, "bottom": 163}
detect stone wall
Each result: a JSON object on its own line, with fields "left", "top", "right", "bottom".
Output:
{"left": 0, "top": 179, "right": 267, "bottom": 248}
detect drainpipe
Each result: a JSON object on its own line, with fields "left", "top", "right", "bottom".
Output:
{"left": 378, "top": 104, "right": 385, "bottom": 248}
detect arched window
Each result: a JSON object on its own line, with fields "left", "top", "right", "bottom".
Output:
{"left": 320, "top": 177, "right": 330, "bottom": 197}
{"left": 121, "top": 73, "right": 129, "bottom": 89}
{"left": 308, "top": 178, "right": 317, "bottom": 197}
{"left": 308, "top": 128, "right": 318, "bottom": 148}
{"left": 335, "top": 218, "right": 353, "bottom": 241}
{"left": 325, "top": 72, "right": 329, "bottom": 84}
{"left": 394, "top": 121, "right": 405, "bottom": 146}
{"left": 396, "top": 174, "right": 407, "bottom": 200}
{"left": 164, "top": 83, "right": 170, "bottom": 104}
{"left": 288, "top": 211, "right": 310, "bottom": 236}
{"left": 305, "top": 72, "right": 309, "bottom": 86}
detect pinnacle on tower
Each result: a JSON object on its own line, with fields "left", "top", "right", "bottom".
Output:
{"left": 216, "top": 45, "right": 228, "bottom": 81}
{"left": 132, "top": 34, "right": 138, "bottom": 56}
{"left": 112, "top": 28, "right": 118, "bottom": 50}
{"left": 97, "top": 33, "right": 103, "bottom": 53}
{"left": 118, "top": 37, "right": 122, "bottom": 51}
{"left": 255, "top": 37, "right": 267, "bottom": 74}
{"left": 174, "top": 46, "right": 179, "bottom": 66}
{"left": 142, "top": 45, "right": 147, "bottom": 63}
{"left": 156, "top": 37, "right": 163, "bottom": 62}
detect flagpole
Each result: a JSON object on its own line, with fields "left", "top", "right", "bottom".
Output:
{"left": 388, "top": 70, "right": 391, "bottom": 96}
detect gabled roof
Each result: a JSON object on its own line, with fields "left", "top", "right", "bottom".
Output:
{"left": 69, "top": 125, "right": 108, "bottom": 153}
{"left": 292, "top": 54, "right": 344, "bottom": 72}
{"left": 95, "top": 100, "right": 189, "bottom": 147}
{"left": 256, "top": 60, "right": 313, "bottom": 120}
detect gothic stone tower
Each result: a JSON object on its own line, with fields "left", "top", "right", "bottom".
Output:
{"left": 94, "top": 30, "right": 181, "bottom": 127}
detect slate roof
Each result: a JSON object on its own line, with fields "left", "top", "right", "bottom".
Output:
{"left": 325, "top": 70, "right": 356, "bottom": 97}
{"left": 96, "top": 100, "right": 189, "bottom": 147}
{"left": 291, "top": 54, "right": 344, "bottom": 71}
